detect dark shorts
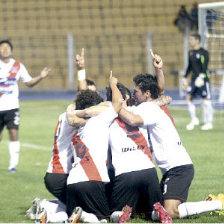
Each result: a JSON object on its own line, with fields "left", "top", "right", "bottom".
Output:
{"left": 0, "top": 109, "right": 20, "bottom": 132}
{"left": 66, "top": 181, "right": 110, "bottom": 220}
{"left": 110, "top": 168, "right": 162, "bottom": 216}
{"left": 160, "top": 164, "right": 194, "bottom": 203}
{"left": 44, "top": 172, "right": 68, "bottom": 204}
{"left": 187, "top": 81, "right": 211, "bottom": 99}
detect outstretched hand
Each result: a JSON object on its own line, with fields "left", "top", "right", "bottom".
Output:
{"left": 75, "top": 48, "right": 85, "bottom": 70}
{"left": 150, "top": 49, "right": 163, "bottom": 69}
{"left": 40, "top": 67, "right": 51, "bottom": 79}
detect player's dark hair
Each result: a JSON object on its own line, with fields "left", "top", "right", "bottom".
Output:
{"left": 190, "top": 33, "right": 201, "bottom": 42}
{"left": 106, "top": 82, "right": 131, "bottom": 101}
{"left": 0, "top": 40, "right": 13, "bottom": 51}
{"left": 75, "top": 89, "right": 103, "bottom": 110}
{"left": 133, "top": 73, "right": 159, "bottom": 99}
{"left": 86, "top": 79, "right": 96, "bottom": 87}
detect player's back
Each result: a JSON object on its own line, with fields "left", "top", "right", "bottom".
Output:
{"left": 109, "top": 117, "right": 155, "bottom": 176}
{"left": 134, "top": 102, "right": 193, "bottom": 174}
{"left": 47, "top": 112, "right": 77, "bottom": 174}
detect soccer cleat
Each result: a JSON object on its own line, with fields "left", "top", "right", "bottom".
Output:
{"left": 68, "top": 207, "right": 82, "bottom": 223}
{"left": 119, "top": 205, "right": 132, "bottom": 223}
{"left": 25, "top": 207, "right": 36, "bottom": 220}
{"left": 201, "top": 123, "right": 213, "bottom": 130}
{"left": 9, "top": 167, "right": 17, "bottom": 172}
{"left": 153, "top": 202, "right": 173, "bottom": 223}
{"left": 39, "top": 210, "right": 47, "bottom": 223}
{"left": 206, "top": 193, "right": 224, "bottom": 210}
{"left": 186, "top": 117, "right": 199, "bottom": 130}
{"left": 217, "top": 194, "right": 224, "bottom": 209}
{"left": 206, "top": 194, "right": 217, "bottom": 201}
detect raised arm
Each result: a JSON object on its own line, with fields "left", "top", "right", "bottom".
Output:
{"left": 109, "top": 71, "right": 123, "bottom": 114}
{"left": 76, "top": 48, "right": 88, "bottom": 90}
{"left": 25, "top": 67, "right": 51, "bottom": 87}
{"left": 150, "top": 49, "right": 165, "bottom": 94}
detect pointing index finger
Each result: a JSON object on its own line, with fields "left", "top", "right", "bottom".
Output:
{"left": 150, "top": 49, "right": 155, "bottom": 58}
{"left": 81, "top": 48, "right": 84, "bottom": 57}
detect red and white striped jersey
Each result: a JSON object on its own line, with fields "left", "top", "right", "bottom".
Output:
{"left": 47, "top": 112, "right": 77, "bottom": 174}
{"left": 67, "top": 105, "right": 117, "bottom": 185}
{"left": 132, "top": 102, "right": 193, "bottom": 174}
{"left": 109, "top": 117, "right": 155, "bottom": 176}
{"left": 0, "top": 58, "right": 32, "bottom": 111}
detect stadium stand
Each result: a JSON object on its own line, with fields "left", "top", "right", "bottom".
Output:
{"left": 0, "top": 0, "right": 223, "bottom": 90}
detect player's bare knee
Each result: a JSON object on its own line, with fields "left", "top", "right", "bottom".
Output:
{"left": 165, "top": 206, "right": 180, "bottom": 219}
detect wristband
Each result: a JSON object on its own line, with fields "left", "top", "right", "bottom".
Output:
{"left": 77, "top": 69, "right": 86, "bottom": 81}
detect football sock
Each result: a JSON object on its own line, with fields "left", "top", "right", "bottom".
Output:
{"left": 9, "top": 141, "right": 20, "bottom": 169}
{"left": 201, "top": 100, "right": 214, "bottom": 123}
{"left": 178, "top": 201, "right": 222, "bottom": 218}
{"left": 81, "top": 210, "right": 100, "bottom": 222}
{"left": 187, "top": 101, "right": 196, "bottom": 119}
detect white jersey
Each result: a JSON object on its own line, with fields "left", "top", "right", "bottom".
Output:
{"left": 132, "top": 102, "right": 193, "bottom": 174}
{"left": 67, "top": 105, "right": 117, "bottom": 185}
{"left": 47, "top": 112, "right": 77, "bottom": 174}
{"left": 109, "top": 117, "right": 155, "bottom": 176}
{"left": 0, "top": 58, "right": 32, "bottom": 111}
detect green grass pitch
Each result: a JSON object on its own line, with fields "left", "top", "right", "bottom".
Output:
{"left": 0, "top": 100, "right": 224, "bottom": 223}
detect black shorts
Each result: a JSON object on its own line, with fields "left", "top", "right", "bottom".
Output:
{"left": 0, "top": 109, "right": 20, "bottom": 132}
{"left": 66, "top": 181, "right": 110, "bottom": 220}
{"left": 160, "top": 164, "right": 194, "bottom": 203}
{"left": 187, "top": 81, "right": 211, "bottom": 99}
{"left": 44, "top": 172, "right": 68, "bottom": 204}
{"left": 110, "top": 168, "right": 162, "bottom": 216}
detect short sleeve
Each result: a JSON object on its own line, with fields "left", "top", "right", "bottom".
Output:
{"left": 18, "top": 63, "right": 32, "bottom": 83}
{"left": 133, "top": 102, "right": 159, "bottom": 126}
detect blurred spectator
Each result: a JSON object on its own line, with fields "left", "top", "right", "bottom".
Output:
{"left": 174, "top": 5, "right": 191, "bottom": 33}
{"left": 206, "top": 9, "right": 217, "bottom": 32}
{"left": 189, "top": 2, "right": 198, "bottom": 31}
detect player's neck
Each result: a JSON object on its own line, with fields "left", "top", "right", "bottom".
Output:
{"left": 193, "top": 44, "right": 200, "bottom": 50}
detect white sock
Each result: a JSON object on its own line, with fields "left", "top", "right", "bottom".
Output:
{"left": 201, "top": 100, "right": 214, "bottom": 123}
{"left": 81, "top": 210, "right": 100, "bottom": 223}
{"left": 44, "top": 199, "right": 66, "bottom": 214}
{"left": 187, "top": 102, "right": 196, "bottom": 119}
{"left": 9, "top": 141, "right": 20, "bottom": 169}
{"left": 47, "top": 211, "right": 68, "bottom": 223}
{"left": 178, "top": 201, "right": 222, "bottom": 218}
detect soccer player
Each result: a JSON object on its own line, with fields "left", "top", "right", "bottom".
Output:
{"left": 106, "top": 83, "right": 166, "bottom": 223}
{"left": 0, "top": 40, "right": 51, "bottom": 172}
{"left": 183, "top": 33, "right": 214, "bottom": 130}
{"left": 118, "top": 73, "right": 223, "bottom": 219}
{"left": 66, "top": 73, "right": 123, "bottom": 222}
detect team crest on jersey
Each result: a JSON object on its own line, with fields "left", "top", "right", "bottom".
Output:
{"left": 196, "top": 53, "right": 200, "bottom": 59}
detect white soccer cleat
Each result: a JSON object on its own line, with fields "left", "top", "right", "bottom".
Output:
{"left": 186, "top": 117, "right": 199, "bottom": 130}
{"left": 201, "top": 123, "right": 213, "bottom": 130}
{"left": 68, "top": 207, "right": 83, "bottom": 223}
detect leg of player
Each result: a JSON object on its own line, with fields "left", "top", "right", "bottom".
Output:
{"left": 164, "top": 198, "right": 223, "bottom": 219}
{"left": 200, "top": 99, "right": 214, "bottom": 130}
{"left": 8, "top": 128, "right": 20, "bottom": 172}
{"left": 186, "top": 95, "right": 199, "bottom": 130}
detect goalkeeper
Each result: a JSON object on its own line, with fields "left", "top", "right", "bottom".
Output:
{"left": 183, "top": 33, "right": 213, "bottom": 131}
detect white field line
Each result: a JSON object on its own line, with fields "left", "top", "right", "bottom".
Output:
{"left": 2, "top": 141, "right": 51, "bottom": 151}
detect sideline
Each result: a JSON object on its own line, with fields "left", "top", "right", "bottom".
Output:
{"left": 2, "top": 141, "right": 51, "bottom": 151}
